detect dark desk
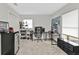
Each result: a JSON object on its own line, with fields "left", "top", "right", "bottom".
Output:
{"left": 57, "top": 38, "right": 79, "bottom": 55}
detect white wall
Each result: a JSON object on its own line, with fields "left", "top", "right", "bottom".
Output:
{"left": 0, "top": 3, "right": 22, "bottom": 32}
{"left": 21, "top": 15, "right": 52, "bottom": 31}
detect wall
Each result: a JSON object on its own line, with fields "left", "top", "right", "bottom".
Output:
{"left": 21, "top": 15, "right": 52, "bottom": 31}
{"left": 51, "top": 3, "right": 79, "bottom": 18}
{"left": 0, "top": 3, "right": 22, "bottom": 32}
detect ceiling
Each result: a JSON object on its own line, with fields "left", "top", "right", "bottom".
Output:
{"left": 8, "top": 3, "right": 67, "bottom": 15}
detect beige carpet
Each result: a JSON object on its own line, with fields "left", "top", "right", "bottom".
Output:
{"left": 17, "top": 39, "right": 67, "bottom": 55}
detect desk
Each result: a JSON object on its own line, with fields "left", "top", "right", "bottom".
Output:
{"left": 57, "top": 38, "right": 79, "bottom": 55}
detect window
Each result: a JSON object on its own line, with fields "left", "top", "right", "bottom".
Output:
{"left": 23, "top": 19, "right": 33, "bottom": 29}
{"left": 62, "top": 9, "right": 78, "bottom": 37}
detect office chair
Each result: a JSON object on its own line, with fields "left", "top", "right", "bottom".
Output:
{"left": 34, "top": 27, "right": 42, "bottom": 42}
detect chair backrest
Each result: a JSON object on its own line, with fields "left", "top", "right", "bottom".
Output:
{"left": 35, "top": 27, "right": 43, "bottom": 38}
{"left": 35, "top": 27, "right": 42, "bottom": 33}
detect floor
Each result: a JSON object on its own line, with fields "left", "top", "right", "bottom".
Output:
{"left": 17, "top": 39, "right": 67, "bottom": 55}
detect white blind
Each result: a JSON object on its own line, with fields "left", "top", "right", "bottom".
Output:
{"left": 62, "top": 9, "right": 78, "bottom": 37}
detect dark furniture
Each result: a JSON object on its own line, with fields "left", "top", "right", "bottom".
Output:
{"left": 30, "top": 31, "right": 33, "bottom": 41}
{"left": 1, "top": 31, "right": 19, "bottom": 55}
{"left": 1, "top": 32, "right": 14, "bottom": 55}
{"left": 42, "top": 28, "right": 45, "bottom": 33}
{"left": 57, "top": 38, "right": 79, "bottom": 55}
{"left": 20, "top": 29, "right": 26, "bottom": 39}
{"left": 34, "top": 27, "right": 43, "bottom": 41}
{"left": 35, "top": 27, "right": 42, "bottom": 38}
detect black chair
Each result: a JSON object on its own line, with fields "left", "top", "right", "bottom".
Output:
{"left": 34, "top": 27, "right": 43, "bottom": 42}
